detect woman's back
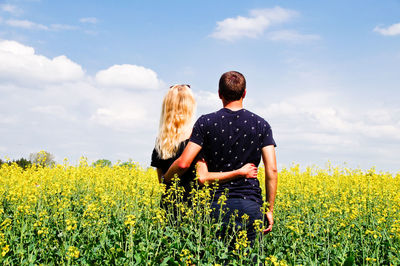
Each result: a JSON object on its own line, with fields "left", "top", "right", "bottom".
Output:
{"left": 151, "top": 139, "right": 197, "bottom": 201}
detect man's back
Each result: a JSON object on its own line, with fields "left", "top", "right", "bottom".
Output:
{"left": 190, "top": 107, "right": 276, "bottom": 204}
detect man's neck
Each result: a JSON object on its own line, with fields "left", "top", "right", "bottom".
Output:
{"left": 223, "top": 100, "right": 243, "bottom": 111}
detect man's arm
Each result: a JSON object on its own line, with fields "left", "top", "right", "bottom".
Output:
{"left": 163, "top": 141, "right": 202, "bottom": 183}
{"left": 261, "top": 145, "right": 278, "bottom": 232}
{"left": 196, "top": 160, "right": 258, "bottom": 185}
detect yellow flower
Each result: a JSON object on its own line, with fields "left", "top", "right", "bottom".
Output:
{"left": 66, "top": 246, "right": 80, "bottom": 259}
{"left": 1, "top": 245, "right": 9, "bottom": 257}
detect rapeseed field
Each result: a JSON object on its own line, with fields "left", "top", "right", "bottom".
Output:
{"left": 0, "top": 158, "right": 399, "bottom": 265}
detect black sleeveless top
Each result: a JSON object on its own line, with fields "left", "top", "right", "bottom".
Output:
{"left": 151, "top": 139, "right": 197, "bottom": 201}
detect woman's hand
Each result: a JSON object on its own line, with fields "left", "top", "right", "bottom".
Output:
{"left": 238, "top": 163, "right": 258, "bottom": 178}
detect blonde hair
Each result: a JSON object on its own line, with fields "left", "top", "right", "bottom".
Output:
{"left": 155, "top": 84, "right": 196, "bottom": 159}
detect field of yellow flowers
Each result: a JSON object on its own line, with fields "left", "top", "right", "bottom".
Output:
{"left": 0, "top": 159, "right": 399, "bottom": 265}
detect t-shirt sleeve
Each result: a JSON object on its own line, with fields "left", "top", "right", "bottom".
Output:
{"left": 194, "top": 149, "right": 204, "bottom": 162}
{"left": 261, "top": 122, "right": 277, "bottom": 148}
{"left": 189, "top": 116, "right": 205, "bottom": 147}
{"left": 151, "top": 148, "right": 161, "bottom": 168}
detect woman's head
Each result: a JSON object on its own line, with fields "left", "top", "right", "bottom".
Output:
{"left": 156, "top": 84, "right": 196, "bottom": 159}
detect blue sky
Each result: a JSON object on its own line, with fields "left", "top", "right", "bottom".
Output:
{"left": 1, "top": 0, "right": 399, "bottom": 172}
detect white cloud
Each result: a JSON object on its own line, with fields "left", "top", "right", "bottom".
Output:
{"left": 87, "top": 85, "right": 163, "bottom": 131}
{"left": 374, "top": 23, "right": 400, "bottom": 36}
{"left": 0, "top": 40, "right": 85, "bottom": 84}
{"left": 6, "top": 19, "right": 49, "bottom": 30}
{"left": 302, "top": 133, "right": 355, "bottom": 147}
{"left": 5, "top": 19, "right": 77, "bottom": 31}
{"left": 248, "top": 90, "right": 400, "bottom": 172}
{"left": 31, "top": 105, "right": 75, "bottom": 121}
{"left": 0, "top": 40, "right": 167, "bottom": 164}
{"left": 194, "top": 90, "right": 220, "bottom": 113}
{"left": 268, "top": 30, "right": 320, "bottom": 42}
{"left": 0, "top": 4, "right": 22, "bottom": 15}
{"left": 365, "top": 109, "right": 393, "bottom": 124}
{"left": 0, "top": 115, "right": 18, "bottom": 125}
{"left": 80, "top": 17, "right": 98, "bottom": 24}
{"left": 95, "top": 64, "right": 163, "bottom": 90}
{"left": 249, "top": 8, "right": 297, "bottom": 23}
{"left": 90, "top": 103, "right": 149, "bottom": 130}
{"left": 0, "top": 39, "right": 34, "bottom": 54}
{"left": 83, "top": 30, "right": 99, "bottom": 36}
{"left": 258, "top": 92, "right": 400, "bottom": 143}
{"left": 210, "top": 6, "right": 297, "bottom": 41}
{"left": 50, "top": 24, "right": 78, "bottom": 31}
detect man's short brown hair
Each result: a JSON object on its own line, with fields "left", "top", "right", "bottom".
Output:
{"left": 218, "top": 71, "right": 246, "bottom": 102}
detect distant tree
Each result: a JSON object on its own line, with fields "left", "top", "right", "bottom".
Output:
{"left": 14, "top": 158, "right": 32, "bottom": 170}
{"left": 92, "top": 159, "right": 112, "bottom": 168}
{"left": 29, "top": 151, "right": 56, "bottom": 167}
{"left": 120, "top": 160, "right": 137, "bottom": 169}
{"left": 0, "top": 158, "right": 32, "bottom": 170}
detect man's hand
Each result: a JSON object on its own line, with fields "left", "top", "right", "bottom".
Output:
{"left": 238, "top": 163, "right": 258, "bottom": 178}
{"left": 263, "top": 211, "right": 274, "bottom": 234}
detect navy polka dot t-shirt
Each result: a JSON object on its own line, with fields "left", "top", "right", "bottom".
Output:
{"left": 189, "top": 108, "right": 276, "bottom": 204}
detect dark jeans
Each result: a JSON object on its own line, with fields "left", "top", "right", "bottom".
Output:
{"left": 211, "top": 198, "right": 263, "bottom": 245}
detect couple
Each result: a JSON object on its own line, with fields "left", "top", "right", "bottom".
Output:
{"left": 151, "top": 71, "right": 277, "bottom": 243}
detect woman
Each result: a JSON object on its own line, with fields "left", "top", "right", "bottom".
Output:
{"left": 151, "top": 84, "right": 257, "bottom": 202}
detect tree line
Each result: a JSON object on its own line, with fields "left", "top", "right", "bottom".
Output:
{"left": 0, "top": 151, "right": 55, "bottom": 169}
{"left": 0, "top": 151, "right": 138, "bottom": 169}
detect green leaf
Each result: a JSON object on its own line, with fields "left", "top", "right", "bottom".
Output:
{"left": 342, "top": 255, "right": 355, "bottom": 266}
{"left": 134, "top": 253, "right": 142, "bottom": 264}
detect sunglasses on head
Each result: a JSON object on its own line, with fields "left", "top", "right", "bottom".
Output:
{"left": 170, "top": 84, "right": 190, "bottom": 89}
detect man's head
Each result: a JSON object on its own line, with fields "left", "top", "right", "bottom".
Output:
{"left": 218, "top": 71, "right": 246, "bottom": 102}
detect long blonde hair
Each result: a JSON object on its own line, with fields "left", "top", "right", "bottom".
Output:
{"left": 155, "top": 84, "right": 196, "bottom": 159}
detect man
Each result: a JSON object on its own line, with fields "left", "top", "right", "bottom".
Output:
{"left": 164, "top": 71, "right": 278, "bottom": 242}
